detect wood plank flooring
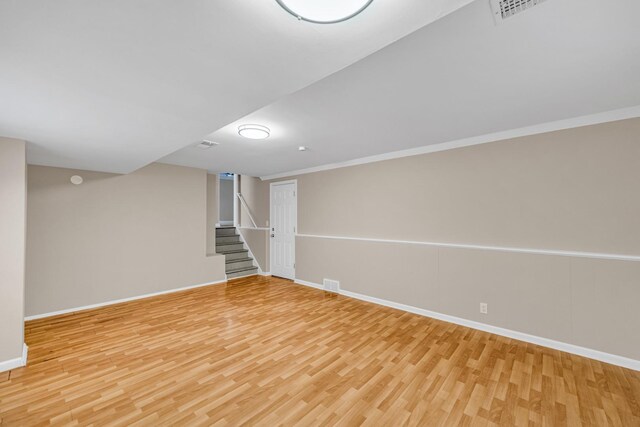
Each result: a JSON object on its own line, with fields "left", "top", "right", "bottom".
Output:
{"left": 1, "top": 276, "right": 639, "bottom": 426}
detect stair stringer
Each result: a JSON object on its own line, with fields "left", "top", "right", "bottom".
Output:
{"left": 237, "top": 227, "right": 264, "bottom": 275}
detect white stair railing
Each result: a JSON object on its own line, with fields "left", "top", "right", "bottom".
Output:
{"left": 236, "top": 193, "right": 258, "bottom": 229}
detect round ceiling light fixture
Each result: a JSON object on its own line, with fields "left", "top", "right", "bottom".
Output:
{"left": 275, "top": 0, "right": 373, "bottom": 24}
{"left": 238, "top": 124, "right": 270, "bottom": 140}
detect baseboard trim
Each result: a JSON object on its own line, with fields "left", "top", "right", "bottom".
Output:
{"left": 0, "top": 343, "right": 28, "bottom": 373}
{"left": 295, "top": 279, "right": 324, "bottom": 290}
{"left": 25, "top": 279, "right": 227, "bottom": 321}
{"left": 260, "top": 272, "right": 272, "bottom": 276}
{"left": 293, "top": 279, "right": 640, "bottom": 371}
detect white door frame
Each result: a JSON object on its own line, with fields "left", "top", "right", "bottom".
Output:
{"left": 233, "top": 173, "right": 239, "bottom": 227}
{"left": 216, "top": 174, "right": 237, "bottom": 227}
{"left": 269, "top": 179, "right": 297, "bottom": 279}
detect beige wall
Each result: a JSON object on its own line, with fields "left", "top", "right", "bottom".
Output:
{"left": 238, "top": 175, "right": 270, "bottom": 271}
{"left": 26, "top": 163, "right": 225, "bottom": 317}
{"left": 239, "top": 175, "right": 269, "bottom": 228}
{"left": 239, "top": 228, "right": 269, "bottom": 272}
{"left": 0, "top": 138, "right": 26, "bottom": 364}
{"left": 269, "top": 118, "right": 640, "bottom": 360}
{"left": 291, "top": 119, "right": 640, "bottom": 255}
{"left": 219, "top": 178, "right": 234, "bottom": 222}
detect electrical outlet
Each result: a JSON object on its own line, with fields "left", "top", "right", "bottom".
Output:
{"left": 480, "top": 303, "right": 488, "bottom": 314}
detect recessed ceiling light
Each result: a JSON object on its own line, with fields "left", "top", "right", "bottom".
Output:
{"left": 298, "top": 146, "right": 308, "bottom": 151}
{"left": 238, "top": 124, "right": 270, "bottom": 140}
{"left": 275, "top": 0, "right": 374, "bottom": 24}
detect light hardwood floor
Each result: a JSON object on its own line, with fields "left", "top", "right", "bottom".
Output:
{"left": 1, "top": 276, "right": 639, "bottom": 426}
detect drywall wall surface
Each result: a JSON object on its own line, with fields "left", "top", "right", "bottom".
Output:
{"left": 0, "top": 137, "right": 27, "bottom": 364}
{"left": 26, "top": 163, "right": 225, "bottom": 316}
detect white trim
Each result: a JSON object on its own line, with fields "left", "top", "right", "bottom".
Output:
{"left": 218, "top": 220, "right": 234, "bottom": 226}
{"left": 238, "top": 226, "right": 270, "bottom": 231}
{"left": 227, "top": 273, "right": 260, "bottom": 280}
{"left": 24, "top": 279, "right": 227, "bottom": 321}
{"left": 22, "top": 343, "right": 28, "bottom": 366}
{"left": 270, "top": 179, "right": 298, "bottom": 187}
{"left": 237, "top": 193, "right": 259, "bottom": 228}
{"left": 216, "top": 173, "right": 221, "bottom": 226}
{"left": 295, "top": 279, "right": 324, "bottom": 290}
{"left": 260, "top": 106, "right": 640, "bottom": 180}
{"left": 0, "top": 343, "right": 28, "bottom": 373}
{"left": 293, "top": 280, "right": 640, "bottom": 371}
{"left": 233, "top": 173, "right": 239, "bottom": 227}
{"left": 260, "top": 271, "right": 272, "bottom": 276}
{"left": 296, "top": 233, "right": 640, "bottom": 262}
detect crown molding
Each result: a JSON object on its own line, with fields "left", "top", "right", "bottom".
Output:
{"left": 260, "top": 105, "right": 640, "bottom": 181}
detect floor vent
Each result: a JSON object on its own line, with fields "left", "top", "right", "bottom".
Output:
{"left": 490, "top": 0, "right": 547, "bottom": 23}
{"left": 323, "top": 279, "right": 340, "bottom": 293}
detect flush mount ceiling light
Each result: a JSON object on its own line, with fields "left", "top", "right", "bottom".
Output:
{"left": 275, "top": 0, "right": 374, "bottom": 24}
{"left": 238, "top": 124, "right": 270, "bottom": 140}
{"left": 298, "top": 146, "right": 308, "bottom": 151}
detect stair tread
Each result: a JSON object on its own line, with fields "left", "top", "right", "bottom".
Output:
{"left": 225, "top": 257, "right": 253, "bottom": 264}
{"left": 226, "top": 266, "right": 258, "bottom": 274}
{"left": 216, "top": 242, "right": 244, "bottom": 247}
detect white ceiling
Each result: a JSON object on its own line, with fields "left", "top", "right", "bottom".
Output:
{"left": 161, "top": 0, "right": 640, "bottom": 178}
{"left": 0, "top": 0, "right": 473, "bottom": 173}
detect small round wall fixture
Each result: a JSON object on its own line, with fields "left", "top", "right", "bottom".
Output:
{"left": 275, "top": 0, "right": 373, "bottom": 24}
{"left": 238, "top": 124, "right": 270, "bottom": 140}
{"left": 70, "top": 175, "right": 83, "bottom": 185}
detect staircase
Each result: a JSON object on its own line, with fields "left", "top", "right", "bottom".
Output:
{"left": 216, "top": 227, "right": 259, "bottom": 279}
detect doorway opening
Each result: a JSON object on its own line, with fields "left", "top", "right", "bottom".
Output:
{"left": 218, "top": 173, "right": 234, "bottom": 226}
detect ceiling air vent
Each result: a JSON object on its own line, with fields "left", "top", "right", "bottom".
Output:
{"left": 196, "top": 140, "right": 219, "bottom": 149}
{"left": 490, "top": 0, "right": 547, "bottom": 24}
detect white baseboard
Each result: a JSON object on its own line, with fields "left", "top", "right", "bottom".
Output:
{"left": 260, "top": 271, "right": 272, "bottom": 276}
{"left": 25, "top": 279, "right": 227, "bottom": 321}
{"left": 295, "top": 279, "right": 324, "bottom": 290}
{"left": 0, "top": 343, "right": 28, "bottom": 373}
{"left": 293, "top": 279, "right": 640, "bottom": 371}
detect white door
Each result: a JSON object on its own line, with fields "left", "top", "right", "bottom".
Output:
{"left": 270, "top": 181, "right": 296, "bottom": 279}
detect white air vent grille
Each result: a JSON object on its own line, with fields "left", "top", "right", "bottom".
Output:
{"left": 490, "top": 0, "right": 547, "bottom": 23}
{"left": 196, "top": 140, "right": 219, "bottom": 149}
{"left": 323, "top": 279, "right": 340, "bottom": 293}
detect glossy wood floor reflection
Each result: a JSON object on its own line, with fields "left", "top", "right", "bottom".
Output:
{"left": 2, "top": 277, "right": 639, "bottom": 426}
